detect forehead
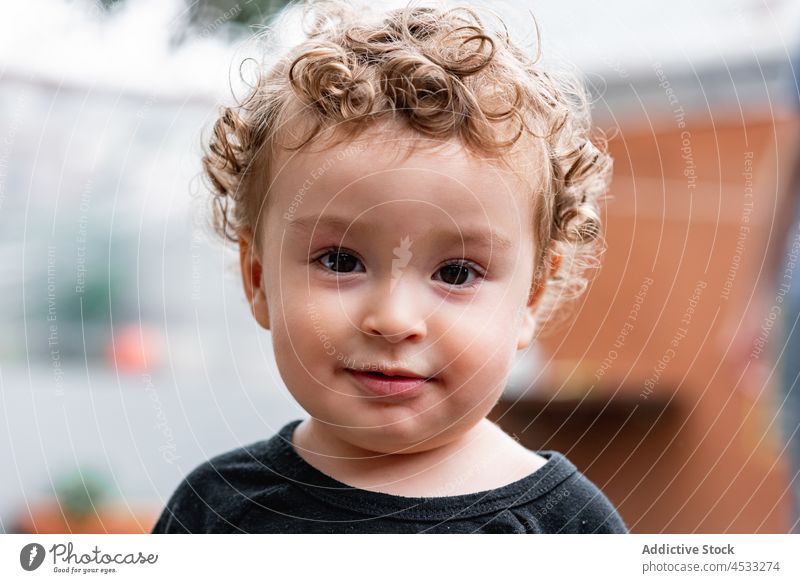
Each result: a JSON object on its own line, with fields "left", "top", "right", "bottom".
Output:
{"left": 286, "top": 212, "right": 516, "bottom": 255}
{"left": 260, "top": 123, "right": 546, "bottom": 255}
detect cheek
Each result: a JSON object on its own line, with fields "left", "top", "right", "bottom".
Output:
{"left": 269, "top": 313, "right": 346, "bottom": 420}
{"left": 440, "top": 312, "right": 518, "bottom": 393}
{"left": 438, "top": 297, "right": 520, "bottom": 353}
{"left": 269, "top": 284, "right": 358, "bottom": 382}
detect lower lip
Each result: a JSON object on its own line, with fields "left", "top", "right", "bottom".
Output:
{"left": 346, "top": 369, "right": 432, "bottom": 399}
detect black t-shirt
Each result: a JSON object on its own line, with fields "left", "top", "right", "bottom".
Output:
{"left": 151, "top": 419, "right": 627, "bottom": 533}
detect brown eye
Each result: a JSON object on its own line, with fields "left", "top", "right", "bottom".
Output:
{"left": 435, "top": 262, "right": 482, "bottom": 287}
{"left": 318, "top": 250, "right": 363, "bottom": 273}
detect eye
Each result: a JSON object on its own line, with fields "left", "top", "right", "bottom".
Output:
{"left": 434, "top": 261, "right": 484, "bottom": 287}
{"left": 314, "top": 248, "right": 365, "bottom": 274}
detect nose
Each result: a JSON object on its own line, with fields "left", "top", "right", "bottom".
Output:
{"left": 359, "top": 277, "right": 427, "bottom": 344}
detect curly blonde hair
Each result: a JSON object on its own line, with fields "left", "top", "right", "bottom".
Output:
{"left": 202, "top": 0, "right": 611, "bottom": 334}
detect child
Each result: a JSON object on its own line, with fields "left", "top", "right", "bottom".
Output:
{"left": 152, "top": 0, "right": 626, "bottom": 533}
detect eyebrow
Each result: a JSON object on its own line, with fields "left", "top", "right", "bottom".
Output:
{"left": 288, "top": 215, "right": 514, "bottom": 251}
{"left": 434, "top": 228, "right": 514, "bottom": 252}
{"left": 288, "top": 215, "right": 369, "bottom": 235}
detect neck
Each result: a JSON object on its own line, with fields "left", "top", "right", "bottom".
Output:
{"left": 292, "top": 417, "right": 493, "bottom": 478}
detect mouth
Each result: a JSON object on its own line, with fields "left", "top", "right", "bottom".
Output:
{"left": 360, "top": 370, "right": 430, "bottom": 380}
{"left": 345, "top": 368, "right": 435, "bottom": 399}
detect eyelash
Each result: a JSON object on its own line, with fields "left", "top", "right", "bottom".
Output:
{"left": 310, "top": 246, "right": 486, "bottom": 288}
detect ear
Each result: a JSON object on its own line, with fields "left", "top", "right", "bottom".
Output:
{"left": 516, "top": 254, "right": 562, "bottom": 350}
{"left": 239, "top": 229, "right": 270, "bottom": 330}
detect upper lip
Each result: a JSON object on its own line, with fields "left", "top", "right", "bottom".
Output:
{"left": 347, "top": 367, "right": 433, "bottom": 380}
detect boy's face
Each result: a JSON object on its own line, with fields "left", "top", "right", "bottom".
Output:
{"left": 241, "top": 127, "right": 546, "bottom": 454}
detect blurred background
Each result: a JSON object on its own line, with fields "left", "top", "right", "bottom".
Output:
{"left": 1, "top": 0, "right": 799, "bottom": 534}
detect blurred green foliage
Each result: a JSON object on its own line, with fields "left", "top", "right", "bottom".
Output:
{"left": 188, "top": 0, "right": 295, "bottom": 28}
{"left": 54, "top": 468, "right": 112, "bottom": 519}
{"left": 94, "top": 0, "right": 296, "bottom": 43}
{"left": 178, "top": 0, "right": 296, "bottom": 44}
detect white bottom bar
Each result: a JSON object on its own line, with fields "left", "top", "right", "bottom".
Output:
{"left": 1, "top": 534, "right": 798, "bottom": 582}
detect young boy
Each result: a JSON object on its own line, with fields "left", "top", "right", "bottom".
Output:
{"left": 152, "top": 0, "right": 626, "bottom": 533}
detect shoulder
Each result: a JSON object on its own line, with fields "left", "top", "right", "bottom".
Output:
{"left": 532, "top": 452, "right": 628, "bottom": 533}
{"left": 151, "top": 435, "right": 288, "bottom": 534}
